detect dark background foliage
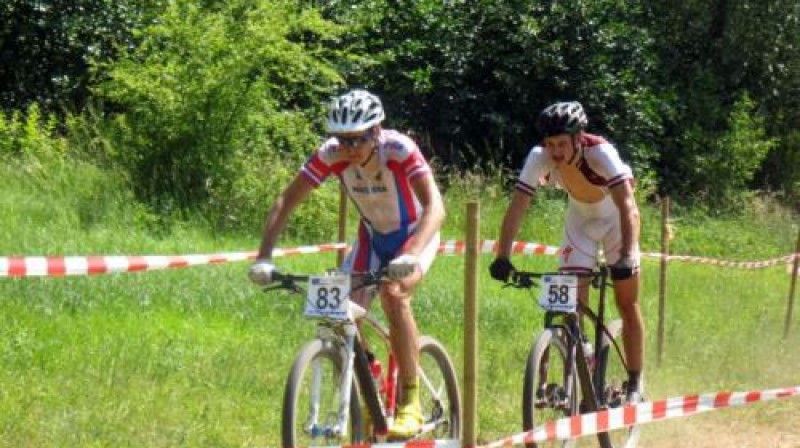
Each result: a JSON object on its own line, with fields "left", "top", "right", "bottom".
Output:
{"left": 2, "top": 0, "right": 799, "bottom": 223}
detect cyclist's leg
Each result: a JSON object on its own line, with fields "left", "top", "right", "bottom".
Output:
{"left": 604, "top": 222, "right": 644, "bottom": 400}
{"left": 379, "top": 231, "right": 440, "bottom": 438}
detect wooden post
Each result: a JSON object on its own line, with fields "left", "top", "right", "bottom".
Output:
{"left": 463, "top": 201, "right": 479, "bottom": 448}
{"left": 337, "top": 184, "right": 348, "bottom": 267}
{"left": 657, "top": 197, "right": 670, "bottom": 367}
{"left": 783, "top": 228, "right": 800, "bottom": 339}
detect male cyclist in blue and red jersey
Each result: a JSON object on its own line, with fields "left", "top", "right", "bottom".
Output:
{"left": 249, "top": 89, "right": 446, "bottom": 438}
{"left": 489, "top": 101, "right": 644, "bottom": 403}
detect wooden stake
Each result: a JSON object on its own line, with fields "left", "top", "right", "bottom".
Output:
{"left": 783, "top": 228, "right": 800, "bottom": 338}
{"left": 657, "top": 197, "right": 670, "bottom": 367}
{"left": 337, "top": 184, "right": 348, "bottom": 267}
{"left": 463, "top": 201, "right": 479, "bottom": 448}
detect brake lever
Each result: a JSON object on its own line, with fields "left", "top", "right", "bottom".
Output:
{"left": 514, "top": 272, "right": 538, "bottom": 289}
{"left": 262, "top": 278, "right": 305, "bottom": 294}
{"left": 502, "top": 274, "right": 539, "bottom": 289}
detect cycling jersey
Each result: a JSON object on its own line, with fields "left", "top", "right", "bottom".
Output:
{"left": 301, "top": 129, "right": 439, "bottom": 272}
{"left": 516, "top": 134, "right": 633, "bottom": 198}
{"left": 515, "top": 133, "right": 639, "bottom": 270}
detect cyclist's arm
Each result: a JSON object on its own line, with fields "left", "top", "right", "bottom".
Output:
{"left": 609, "top": 180, "right": 640, "bottom": 258}
{"left": 256, "top": 174, "right": 316, "bottom": 259}
{"left": 496, "top": 189, "right": 534, "bottom": 259}
{"left": 405, "top": 173, "right": 445, "bottom": 257}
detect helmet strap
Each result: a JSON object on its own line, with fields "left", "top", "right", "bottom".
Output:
{"left": 360, "top": 146, "right": 377, "bottom": 168}
{"left": 567, "top": 134, "right": 582, "bottom": 165}
{"left": 359, "top": 127, "right": 379, "bottom": 168}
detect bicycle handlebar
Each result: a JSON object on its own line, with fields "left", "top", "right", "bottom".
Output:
{"left": 264, "top": 269, "right": 388, "bottom": 295}
{"left": 505, "top": 267, "right": 610, "bottom": 290}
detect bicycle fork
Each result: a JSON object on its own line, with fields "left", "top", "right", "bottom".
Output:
{"left": 306, "top": 325, "right": 359, "bottom": 439}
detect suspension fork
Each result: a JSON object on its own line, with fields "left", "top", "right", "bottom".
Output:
{"left": 308, "top": 323, "right": 359, "bottom": 438}
{"left": 568, "top": 316, "right": 601, "bottom": 411}
{"left": 337, "top": 327, "right": 358, "bottom": 436}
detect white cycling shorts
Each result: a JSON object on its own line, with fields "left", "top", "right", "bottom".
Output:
{"left": 558, "top": 196, "right": 640, "bottom": 271}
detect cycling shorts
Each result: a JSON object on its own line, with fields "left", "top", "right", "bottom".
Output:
{"left": 558, "top": 196, "right": 640, "bottom": 271}
{"left": 341, "top": 220, "right": 439, "bottom": 274}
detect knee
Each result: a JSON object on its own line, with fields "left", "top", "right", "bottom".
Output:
{"left": 380, "top": 283, "right": 412, "bottom": 314}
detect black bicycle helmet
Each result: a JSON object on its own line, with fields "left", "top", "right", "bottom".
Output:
{"left": 536, "top": 101, "right": 588, "bottom": 137}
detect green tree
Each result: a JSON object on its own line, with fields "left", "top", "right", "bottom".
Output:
{"left": 0, "top": 0, "right": 163, "bottom": 111}
{"left": 647, "top": 0, "right": 800, "bottom": 208}
{"left": 314, "top": 0, "right": 664, "bottom": 177}
{"left": 90, "top": 0, "right": 345, "bottom": 234}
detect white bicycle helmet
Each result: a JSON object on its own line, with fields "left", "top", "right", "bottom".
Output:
{"left": 536, "top": 101, "right": 588, "bottom": 137}
{"left": 326, "top": 89, "right": 385, "bottom": 133}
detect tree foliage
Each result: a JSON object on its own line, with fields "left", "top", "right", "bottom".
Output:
{"left": 87, "top": 0, "right": 345, "bottom": 234}
{"left": 3, "top": 0, "right": 800, "bottom": 221}
{"left": 0, "top": 0, "right": 164, "bottom": 111}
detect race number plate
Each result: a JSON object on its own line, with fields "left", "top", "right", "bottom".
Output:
{"left": 538, "top": 275, "right": 578, "bottom": 313}
{"left": 305, "top": 274, "right": 351, "bottom": 320}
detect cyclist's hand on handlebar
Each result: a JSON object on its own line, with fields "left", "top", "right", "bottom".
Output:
{"left": 489, "top": 257, "right": 515, "bottom": 282}
{"left": 248, "top": 259, "right": 277, "bottom": 285}
{"left": 609, "top": 256, "right": 638, "bottom": 280}
{"left": 387, "top": 254, "right": 419, "bottom": 279}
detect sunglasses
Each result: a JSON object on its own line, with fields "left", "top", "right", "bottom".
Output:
{"left": 335, "top": 132, "right": 374, "bottom": 147}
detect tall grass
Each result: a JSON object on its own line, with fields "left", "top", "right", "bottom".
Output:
{"left": 1, "top": 156, "right": 799, "bottom": 446}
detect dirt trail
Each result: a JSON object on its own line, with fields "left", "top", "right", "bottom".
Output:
{"left": 637, "top": 407, "right": 800, "bottom": 448}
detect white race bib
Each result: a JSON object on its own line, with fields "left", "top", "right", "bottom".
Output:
{"left": 305, "top": 274, "right": 351, "bottom": 320}
{"left": 538, "top": 275, "right": 578, "bottom": 313}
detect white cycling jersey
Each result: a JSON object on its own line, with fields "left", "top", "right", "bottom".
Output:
{"left": 515, "top": 133, "right": 639, "bottom": 270}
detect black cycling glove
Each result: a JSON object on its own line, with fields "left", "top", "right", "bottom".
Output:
{"left": 609, "top": 257, "right": 638, "bottom": 281}
{"left": 489, "top": 257, "right": 515, "bottom": 282}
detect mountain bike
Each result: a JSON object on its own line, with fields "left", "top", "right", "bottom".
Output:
{"left": 267, "top": 268, "right": 461, "bottom": 448}
{"left": 505, "top": 264, "right": 642, "bottom": 448}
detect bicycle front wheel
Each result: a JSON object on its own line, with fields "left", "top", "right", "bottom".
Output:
{"left": 594, "top": 319, "right": 642, "bottom": 448}
{"left": 417, "top": 335, "right": 461, "bottom": 440}
{"left": 281, "top": 339, "right": 363, "bottom": 448}
{"left": 522, "top": 328, "right": 578, "bottom": 448}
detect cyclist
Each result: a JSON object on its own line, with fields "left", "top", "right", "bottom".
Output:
{"left": 488, "top": 101, "right": 644, "bottom": 403}
{"left": 249, "top": 89, "right": 446, "bottom": 438}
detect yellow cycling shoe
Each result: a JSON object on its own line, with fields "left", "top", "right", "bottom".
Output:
{"left": 360, "top": 402, "right": 373, "bottom": 440}
{"left": 387, "top": 403, "right": 423, "bottom": 440}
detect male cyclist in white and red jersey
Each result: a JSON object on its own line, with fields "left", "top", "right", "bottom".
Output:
{"left": 249, "top": 89, "right": 446, "bottom": 438}
{"left": 489, "top": 101, "right": 644, "bottom": 403}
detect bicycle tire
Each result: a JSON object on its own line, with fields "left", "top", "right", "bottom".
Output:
{"left": 417, "top": 335, "right": 462, "bottom": 440}
{"left": 522, "top": 328, "right": 578, "bottom": 448}
{"left": 594, "top": 319, "right": 642, "bottom": 448}
{"left": 281, "top": 339, "right": 363, "bottom": 448}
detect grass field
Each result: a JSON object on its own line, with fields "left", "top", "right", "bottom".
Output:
{"left": 1, "top": 162, "right": 799, "bottom": 447}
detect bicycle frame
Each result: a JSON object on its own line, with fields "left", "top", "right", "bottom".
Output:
{"left": 276, "top": 270, "right": 461, "bottom": 446}
{"left": 304, "top": 293, "right": 397, "bottom": 438}
{"left": 515, "top": 266, "right": 619, "bottom": 411}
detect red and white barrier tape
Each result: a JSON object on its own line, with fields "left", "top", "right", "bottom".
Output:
{"left": 480, "top": 385, "right": 800, "bottom": 447}
{"left": 438, "top": 240, "right": 561, "bottom": 256}
{"left": 644, "top": 252, "right": 798, "bottom": 269}
{"left": 0, "top": 243, "right": 346, "bottom": 277}
{"left": 311, "top": 439, "right": 461, "bottom": 448}
{"left": 1, "top": 241, "right": 796, "bottom": 277}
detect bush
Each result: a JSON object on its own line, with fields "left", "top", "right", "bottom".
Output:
{"left": 88, "top": 0, "right": 346, "bottom": 233}
{"left": 0, "top": 103, "right": 67, "bottom": 163}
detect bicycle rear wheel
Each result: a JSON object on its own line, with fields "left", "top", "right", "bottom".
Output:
{"left": 417, "top": 335, "right": 461, "bottom": 439}
{"left": 594, "top": 319, "right": 642, "bottom": 448}
{"left": 281, "top": 339, "right": 363, "bottom": 448}
{"left": 522, "top": 329, "right": 578, "bottom": 448}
